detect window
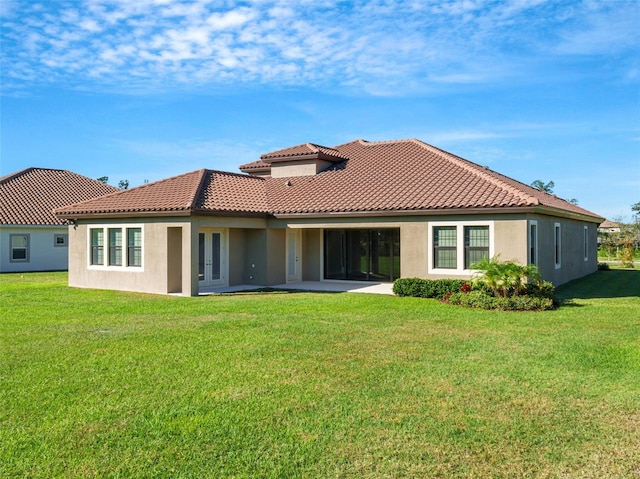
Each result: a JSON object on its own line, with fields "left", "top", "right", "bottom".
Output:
{"left": 464, "top": 226, "right": 489, "bottom": 269}
{"left": 554, "top": 223, "right": 561, "bottom": 269}
{"left": 108, "top": 228, "right": 123, "bottom": 266}
{"left": 54, "top": 234, "right": 68, "bottom": 247}
{"left": 324, "top": 229, "right": 400, "bottom": 281}
{"left": 583, "top": 225, "right": 588, "bottom": 261}
{"left": 429, "top": 221, "right": 494, "bottom": 274}
{"left": 433, "top": 226, "right": 457, "bottom": 269}
{"left": 10, "top": 234, "right": 29, "bottom": 262}
{"left": 127, "top": 228, "right": 142, "bottom": 267}
{"left": 529, "top": 221, "right": 538, "bottom": 265}
{"left": 89, "top": 226, "right": 143, "bottom": 269}
{"left": 90, "top": 228, "right": 104, "bottom": 265}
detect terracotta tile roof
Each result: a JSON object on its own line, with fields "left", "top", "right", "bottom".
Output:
{"left": 54, "top": 138, "right": 603, "bottom": 222}
{"left": 264, "top": 139, "right": 602, "bottom": 220}
{"left": 260, "top": 143, "right": 348, "bottom": 162}
{"left": 55, "top": 169, "right": 268, "bottom": 217}
{"left": 0, "top": 168, "right": 119, "bottom": 226}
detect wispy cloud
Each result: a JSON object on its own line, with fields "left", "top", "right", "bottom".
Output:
{"left": 1, "top": 0, "right": 638, "bottom": 95}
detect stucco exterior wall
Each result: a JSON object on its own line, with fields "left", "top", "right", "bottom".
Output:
{"left": 302, "top": 229, "right": 321, "bottom": 281}
{"left": 243, "top": 229, "right": 267, "bottom": 285}
{"left": 494, "top": 218, "right": 528, "bottom": 264}
{"left": 265, "top": 228, "right": 286, "bottom": 285}
{"left": 532, "top": 215, "right": 598, "bottom": 285}
{"left": 269, "top": 160, "right": 333, "bottom": 178}
{"left": 68, "top": 218, "right": 193, "bottom": 295}
{"left": 62, "top": 210, "right": 599, "bottom": 296}
{"left": 1, "top": 226, "right": 70, "bottom": 273}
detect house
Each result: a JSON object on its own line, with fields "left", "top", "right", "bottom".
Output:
{"left": 0, "top": 168, "right": 118, "bottom": 273}
{"left": 54, "top": 139, "right": 604, "bottom": 296}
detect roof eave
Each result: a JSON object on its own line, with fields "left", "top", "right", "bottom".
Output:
{"left": 272, "top": 205, "right": 604, "bottom": 222}
{"left": 55, "top": 210, "right": 193, "bottom": 220}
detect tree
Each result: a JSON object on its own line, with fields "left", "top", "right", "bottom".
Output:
{"left": 531, "top": 180, "right": 554, "bottom": 194}
{"left": 632, "top": 201, "right": 640, "bottom": 221}
{"left": 118, "top": 179, "right": 129, "bottom": 190}
{"left": 97, "top": 176, "right": 109, "bottom": 184}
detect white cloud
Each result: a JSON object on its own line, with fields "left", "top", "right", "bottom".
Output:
{"left": 1, "top": 0, "right": 637, "bottom": 95}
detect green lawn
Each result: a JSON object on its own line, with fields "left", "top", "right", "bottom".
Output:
{"left": 1, "top": 271, "right": 639, "bottom": 478}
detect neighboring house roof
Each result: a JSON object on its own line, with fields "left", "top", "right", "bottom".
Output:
{"left": 55, "top": 139, "right": 604, "bottom": 222}
{"left": 55, "top": 169, "right": 268, "bottom": 217}
{"left": 0, "top": 167, "right": 119, "bottom": 226}
{"left": 599, "top": 219, "right": 620, "bottom": 229}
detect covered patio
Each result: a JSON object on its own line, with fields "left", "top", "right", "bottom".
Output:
{"left": 200, "top": 281, "right": 394, "bottom": 296}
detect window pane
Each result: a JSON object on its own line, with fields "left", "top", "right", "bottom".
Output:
{"left": 211, "top": 233, "right": 221, "bottom": 280}
{"left": 11, "top": 235, "right": 29, "bottom": 262}
{"left": 108, "top": 228, "right": 122, "bottom": 266}
{"left": 198, "top": 233, "right": 205, "bottom": 280}
{"left": 555, "top": 225, "right": 561, "bottom": 266}
{"left": 529, "top": 224, "right": 537, "bottom": 265}
{"left": 127, "top": 228, "right": 142, "bottom": 267}
{"left": 324, "top": 229, "right": 400, "bottom": 281}
{"left": 11, "top": 235, "right": 27, "bottom": 248}
{"left": 324, "top": 230, "right": 346, "bottom": 280}
{"left": 465, "top": 226, "right": 488, "bottom": 247}
{"left": 434, "top": 227, "right": 457, "bottom": 269}
{"left": 91, "top": 229, "right": 104, "bottom": 265}
{"left": 464, "top": 226, "right": 489, "bottom": 269}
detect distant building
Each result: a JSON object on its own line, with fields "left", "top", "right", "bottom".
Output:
{"left": 1, "top": 168, "right": 118, "bottom": 272}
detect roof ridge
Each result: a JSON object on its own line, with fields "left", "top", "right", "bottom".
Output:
{"left": 206, "top": 168, "right": 266, "bottom": 180}
{"left": 412, "top": 139, "right": 540, "bottom": 206}
{"left": 355, "top": 138, "right": 416, "bottom": 147}
{"left": 54, "top": 168, "right": 207, "bottom": 214}
{"left": 0, "top": 167, "right": 67, "bottom": 184}
{"left": 188, "top": 169, "right": 209, "bottom": 210}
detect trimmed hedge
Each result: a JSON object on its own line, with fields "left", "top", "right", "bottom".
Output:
{"left": 393, "top": 278, "right": 466, "bottom": 299}
{"left": 393, "top": 277, "right": 557, "bottom": 311}
{"left": 447, "top": 291, "right": 555, "bottom": 311}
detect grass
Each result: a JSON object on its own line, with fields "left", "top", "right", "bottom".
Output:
{"left": 1, "top": 271, "right": 639, "bottom": 478}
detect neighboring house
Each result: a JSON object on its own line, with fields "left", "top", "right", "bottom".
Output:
{"left": 55, "top": 139, "right": 604, "bottom": 296}
{"left": 0, "top": 168, "right": 118, "bottom": 273}
{"left": 598, "top": 219, "right": 620, "bottom": 234}
{"left": 597, "top": 219, "right": 621, "bottom": 247}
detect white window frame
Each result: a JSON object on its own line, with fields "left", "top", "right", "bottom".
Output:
{"left": 528, "top": 220, "right": 538, "bottom": 266}
{"left": 428, "top": 221, "right": 494, "bottom": 275}
{"left": 583, "top": 225, "right": 589, "bottom": 262}
{"left": 554, "top": 222, "right": 562, "bottom": 269}
{"left": 87, "top": 225, "right": 144, "bottom": 271}
{"left": 9, "top": 234, "right": 30, "bottom": 263}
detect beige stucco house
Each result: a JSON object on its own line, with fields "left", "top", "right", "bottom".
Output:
{"left": 55, "top": 139, "right": 604, "bottom": 296}
{"left": 0, "top": 168, "right": 118, "bottom": 273}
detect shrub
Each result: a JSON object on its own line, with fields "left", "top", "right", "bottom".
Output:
{"left": 393, "top": 278, "right": 467, "bottom": 299}
{"left": 471, "top": 256, "right": 543, "bottom": 297}
{"left": 524, "top": 281, "right": 555, "bottom": 299}
{"left": 448, "top": 290, "right": 555, "bottom": 311}
{"left": 597, "top": 262, "right": 610, "bottom": 271}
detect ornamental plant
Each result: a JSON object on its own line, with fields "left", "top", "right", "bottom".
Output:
{"left": 470, "top": 256, "right": 542, "bottom": 298}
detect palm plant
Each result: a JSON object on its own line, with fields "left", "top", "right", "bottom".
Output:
{"left": 471, "top": 256, "right": 541, "bottom": 297}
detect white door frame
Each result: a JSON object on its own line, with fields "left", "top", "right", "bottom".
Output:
{"left": 286, "top": 229, "right": 302, "bottom": 283}
{"left": 198, "top": 228, "right": 228, "bottom": 288}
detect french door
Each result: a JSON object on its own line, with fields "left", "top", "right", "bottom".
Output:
{"left": 198, "top": 229, "right": 226, "bottom": 288}
{"left": 286, "top": 229, "right": 302, "bottom": 283}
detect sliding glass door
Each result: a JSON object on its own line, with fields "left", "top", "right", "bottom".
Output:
{"left": 324, "top": 229, "right": 400, "bottom": 282}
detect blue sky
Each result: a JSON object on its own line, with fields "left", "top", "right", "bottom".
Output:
{"left": 1, "top": 0, "right": 638, "bottom": 221}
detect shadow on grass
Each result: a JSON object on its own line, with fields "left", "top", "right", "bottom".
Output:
{"left": 555, "top": 269, "right": 640, "bottom": 301}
